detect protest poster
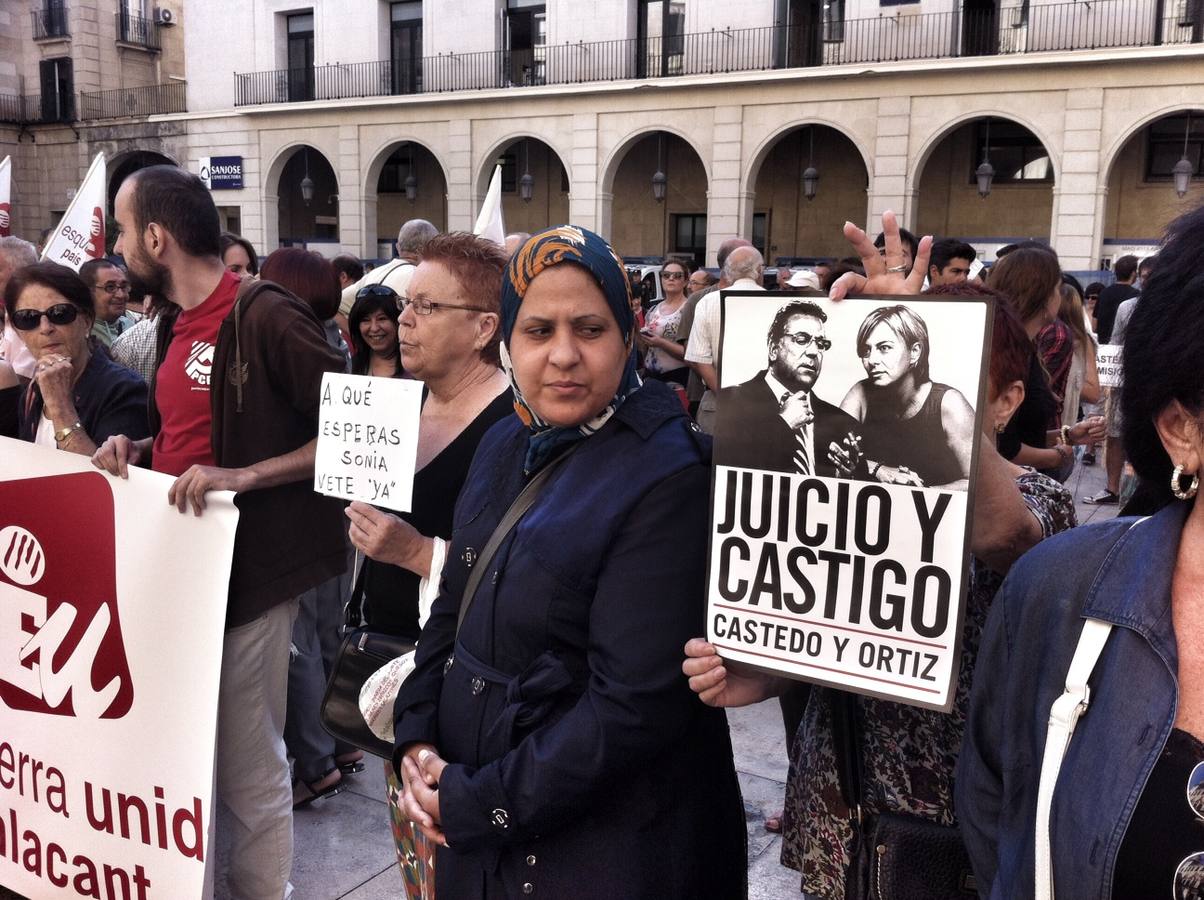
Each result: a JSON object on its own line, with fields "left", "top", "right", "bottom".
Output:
{"left": 0, "top": 437, "right": 238, "bottom": 898}
{"left": 0, "top": 155, "right": 11, "bottom": 238}
{"left": 1097, "top": 344, "right": 1123, "bottom": 388}
{"left": 315, "top": 372, "right": 422, "bottom": 512}
{"left": 706, "top": 291, "right": 991, "bottom": 711}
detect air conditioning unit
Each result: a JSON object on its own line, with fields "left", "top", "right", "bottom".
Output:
{"left": 153, "top": 7, "right": 174, "bottom": 26}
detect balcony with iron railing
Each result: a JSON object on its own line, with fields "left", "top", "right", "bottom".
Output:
{"left": 78, "top": 82, "right": 186, "bottom": 119}
{"left": 32, "top": 0, "right": 69, "bottom": 40}
{"left": 234, "top": 0, "right": 1204, "bottom": 107}
{"left": 0, "top": 82, "right": 185, "bottom": 125}
{"left": 116, "top": 9, "right": 160, "bottom": 51}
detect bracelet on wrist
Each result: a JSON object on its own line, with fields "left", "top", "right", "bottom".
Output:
{"left": 54, "top": 421, "right": 84, "bottom": 445}
{"left": 1060, "top": 424, "right": 1073, "bottom": 446}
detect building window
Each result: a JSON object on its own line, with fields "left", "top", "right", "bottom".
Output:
{"left": 286, "top": 12, "right": 315, "bottom": 102}
{"left": 505, "top": 0, "right": 546, "bottom": 86}
{"left": 970, "top": 120, "right": 1052, "bottom": 184}
{"left": 1145, "top": 114, "right": 1204, "bottom": 182}
{"left": 38, "top": 57, "right": 74, "bottom": 122}
{"left": 638, "top": 1, "right": 686, "bottom": 78}
{"left": 32, "top": 0, "right": 69, "bottom": 39}
{"left": 673, "top": 213, "right": 707, "bottom": 267}
{"left": 823, "top": 0, "right": 845, "bottom": 42}
{"left": 390, "top": 2, "right": 422, "bottom": 94}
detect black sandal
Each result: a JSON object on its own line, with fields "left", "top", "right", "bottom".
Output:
{"left": 336, "top": 751, "right": 365, "bottom": 776}
{"left": 292, "top": 768, "right": 343, "bottom": 809}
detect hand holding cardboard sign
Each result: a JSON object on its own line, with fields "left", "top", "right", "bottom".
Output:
{"left": 346, "top": 501, "right": 432, "bottom": 576}
{"left": 828, "top": 210, "right": 933, "bottom": 301}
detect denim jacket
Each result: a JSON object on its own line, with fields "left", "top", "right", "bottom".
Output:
{"left": 956, "top": 501, "right": 1187, "bottom": 899}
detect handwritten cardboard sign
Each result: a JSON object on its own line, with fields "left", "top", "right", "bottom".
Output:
{"left": 315, "top": 373, "right": 421, "bottom": 511}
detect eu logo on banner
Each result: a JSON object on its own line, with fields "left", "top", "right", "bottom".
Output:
{"left": 0, "top": 473, "right": 134, "bottom": 719}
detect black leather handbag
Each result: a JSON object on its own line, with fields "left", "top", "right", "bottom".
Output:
{"left": 833, "top": 693, "right": 977, "bottom": 900}
{"left": 319, "top": 562, "right": 415, "bottom": 759}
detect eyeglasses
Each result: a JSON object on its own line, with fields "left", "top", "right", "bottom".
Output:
{"left": 661, "top": 271, "right": 685, "bottom": 280}
{"left": 398, "top": 296, "right": 491, "bottom": 316}
{"left": 782, "top": 331, "right": 832, "bottom": 352}
{"left": 1174, "top": 762, "right": 1204, "bottom": 899}
{"left": 11, "top": 303, "right": 80, "bottom": 331}
{"left": 99, "top": 280, "right": 131, "bottom": 295}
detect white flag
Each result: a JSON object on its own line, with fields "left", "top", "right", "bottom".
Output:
{"left": 0, "top": 156, "right": 11, "bottom": 237}
{"left": 41, "top": 151, "right": 107, "bottom": 271}
{"left": 473, "top": 163, "right": 506, "bottom": 248}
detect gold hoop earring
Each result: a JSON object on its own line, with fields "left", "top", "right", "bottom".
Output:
{"left": 1171, "top": 464, "right": 1199, "bottom": 501}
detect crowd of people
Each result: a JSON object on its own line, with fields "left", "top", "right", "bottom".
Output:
{"left": 0, "top": 159, "right": 1191, "bottom": 900}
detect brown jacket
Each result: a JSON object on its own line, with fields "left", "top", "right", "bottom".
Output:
{"left": 151, "top": 278, "right": 347, "bottom": 627}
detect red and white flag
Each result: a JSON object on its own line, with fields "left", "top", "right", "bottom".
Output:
{"left": 41, "top": 151, "right": 107, "bottom": 271}
{"left": 0, "top": 155, "right": 11, "bottom": 238}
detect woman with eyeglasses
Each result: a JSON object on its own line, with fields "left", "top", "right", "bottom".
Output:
{"left": 838, "top": 303, "right": 975, "bottom": 490}
{"left": 5, "top": 261, "right": 148, "bottom": 455}
{"left": 393, "top": 227, "right": 746, "bottom": 899}
{"left": 348, "top": 284, "right": 404, "bottom": 378}
{"left": 342, "top": 233, "right": 514, "bottom": 897}
{"left": 636, "top": 259, "right": 691, "bottom": 387}
{"left": 957, "top": 202, "right": 1204, "bottom": 900}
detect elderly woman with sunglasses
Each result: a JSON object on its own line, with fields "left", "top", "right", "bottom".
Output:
{"left": 5, "top": 261, "right": 148, "bottom": 454}
{"left": 392, "top": 226, "right": 746, "bottom": 899}
{"left": 956, "top": 202, "right": 1204, "bottom": 899}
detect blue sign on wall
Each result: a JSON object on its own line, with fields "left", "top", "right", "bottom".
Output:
{"left": 199, "top": 156, "right": 243, "bottom": 190}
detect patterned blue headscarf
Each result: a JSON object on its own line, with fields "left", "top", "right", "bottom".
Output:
{"left": 500, "top": 225, "right": 642, "bottom": 474}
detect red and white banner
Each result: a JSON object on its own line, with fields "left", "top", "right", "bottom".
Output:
{"left": 40, "top": 152, "right": 107, "bottom": 271}
{"left": 0, "top": 156, "right": 11, "bottom": 238}
{"left": 0, "top": 437, "right": 237, "bottom": 899}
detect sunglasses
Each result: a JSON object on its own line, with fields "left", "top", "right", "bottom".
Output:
{"left": 11, "top": 303, "right": 80, "bottom": 331}
{"left": 661, "top": 271, "right": 685, "bottom": 280}
{"left": 1175, "top": 763, "right": 1204, "bottom": 899}
{"left": 99, "top": 281, "right": 131, "bottom": 295}
{"left": 782, "top": 330, "right": 832, "bottom": 352}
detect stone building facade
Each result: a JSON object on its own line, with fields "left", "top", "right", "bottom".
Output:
{"left": 2, "top": 0, "right": 1201, "bottom": 270}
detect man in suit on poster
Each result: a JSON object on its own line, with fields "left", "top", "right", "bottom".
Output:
{"left": 714, "top": 299, "right": 865, "bottom": 478}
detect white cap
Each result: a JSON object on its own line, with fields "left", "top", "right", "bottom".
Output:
{"left": 785, "top": 269, "right": 821, "bottom": 291}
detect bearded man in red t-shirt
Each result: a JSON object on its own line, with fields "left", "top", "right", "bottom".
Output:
{"left": 93, "top": 165, "right": 346, "bottom": 899}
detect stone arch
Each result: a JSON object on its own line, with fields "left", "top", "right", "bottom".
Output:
{"left": 741, "top": 120, "right": 873, "bottom": 260}
{"left": 266, "top": 143, "right": 341, "bottom": 251}
{"left": 362, "top": 138, "right": 449, "bottom": 259}
{"left": 472, "top": 134, "right": 573, "bottom": 237}
{"left": 106, "top": 149, "right": 177, "bottom": 215}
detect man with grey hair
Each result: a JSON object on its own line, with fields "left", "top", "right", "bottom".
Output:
{"left": 685, "top": 245, "right": 765, "bottom": 433}
{"left": 337, "top": 218, "right": 439, "bottom": 326}
{"left": 0, "top": 235, "right": 38, "bottom": 379}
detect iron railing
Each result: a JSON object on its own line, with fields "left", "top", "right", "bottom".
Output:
{"left": 0, "top": 82, "right": 185, "bottom": 125}
{"left": 235, "top": 0, "right": 1204, "bottom": 106}
{"left": 117, "top": 9, "right": 159, "bottom": 50}
{"left": 78, "top": 82, "right": 186, "bottom": 119}
{"left": 31, "top": 0, "right": 68, "bottom": 39}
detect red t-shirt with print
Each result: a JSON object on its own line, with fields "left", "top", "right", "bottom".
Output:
{"left": 152, "top": 271, "right": 240, "bottom": 476}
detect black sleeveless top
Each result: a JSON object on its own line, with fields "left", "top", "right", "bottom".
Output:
{"left": 361, "top": 391, "right": 513, "bottom": 639}
{"left": 1113, "top": 727, "right": 1204, "bottom": 897}
{"left": 862, "top": 381, "right": 964, "bottom": 488}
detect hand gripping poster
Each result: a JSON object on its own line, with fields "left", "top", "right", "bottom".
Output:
{"left": 706, "top": 291, "right": 991, "bottom": 711}
{"left": 0, "top": 438, "right": 237, "bottom": 898}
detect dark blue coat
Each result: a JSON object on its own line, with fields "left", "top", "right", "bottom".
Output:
{"left": 394, "top": 380, "right": 747, "bottom": 899}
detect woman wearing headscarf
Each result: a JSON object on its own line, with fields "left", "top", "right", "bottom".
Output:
{"left": 392, "top": 226, "right": 747, "bottom": 899}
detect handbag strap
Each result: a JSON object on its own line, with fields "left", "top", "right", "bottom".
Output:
{"left": 344, "top": 549, "right": 367, "bottom": 629}
{"left": 1033, "top": 617, "right": 1113, "bottom": 900}
{"left": 455, "top": 445, "right": 576, "bottom": 635}
{"left": 830, "top": 690, "right": 864, "bottom": 826}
